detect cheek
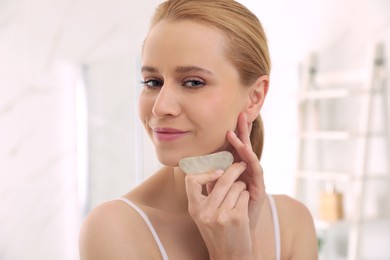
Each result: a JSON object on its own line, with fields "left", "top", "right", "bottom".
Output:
{"left": 196, "top": 98, "right": 239, "bottom": 139}
{"left": 138, "top": 92, "right": 152, "bottom": 114}
{"left": 206, "top": 92, "right": 242, "bottom": 126}
{"left": 138, "top": 94, "right": 151, "bottom": 127}
{"left": 198, "top": 115, "right": 237, "bottom": 154}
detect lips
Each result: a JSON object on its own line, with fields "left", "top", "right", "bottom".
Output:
{"left": 152, "top": 127, "right": 188, "bottom": 142}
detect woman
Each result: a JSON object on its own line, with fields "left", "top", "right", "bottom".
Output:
{"left": 80, "top": 0, "right": 318, "bottom": 259}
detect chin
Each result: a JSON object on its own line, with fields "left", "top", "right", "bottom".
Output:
{"left": 154, "top": 151, "right": 181, "bottom": 167}
{"left": 158, "top": 159, "right": 179, "bottom": 167}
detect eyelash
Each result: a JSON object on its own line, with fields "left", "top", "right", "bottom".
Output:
{"left": 140, "top": 79, "right": 163, "bottom": 89}
{"left": 140, "top": 78, "right": 206, "bottom": 90}
{"left": 183, "top": 78, "right": 206, "bottom": 89}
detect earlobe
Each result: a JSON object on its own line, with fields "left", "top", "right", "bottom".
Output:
{"left": 246, "top": 75, "right": 269, "bottom": 122}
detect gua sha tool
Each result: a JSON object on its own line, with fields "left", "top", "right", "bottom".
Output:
{"left": 179, "top": 151, "right": 234, "bottom": 174}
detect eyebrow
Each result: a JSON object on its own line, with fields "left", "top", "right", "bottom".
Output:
{"left": 175, "top": 66, "right": 213, "bottom": 75}
{"left": 141, "top": 66, "right": 158, "bottom": 74}
{"left": 141, "top": 65, "right": 213, "bottom": 75}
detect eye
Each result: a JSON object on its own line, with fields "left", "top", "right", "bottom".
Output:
{"left": 141, "top": 79, "right": 163, "bottom": 89}
{"left": 183, "top": 78, "right": 206, "bottom": 89}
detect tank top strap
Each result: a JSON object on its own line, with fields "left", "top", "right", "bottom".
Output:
{"left": 116, "top": 196, "right": 280, "bottom": 260}
{"left": 115, "top": 197, "right": 169, "bottom": 260}
{"left": 267, "top": 194, "right": 281, "bottom": 260}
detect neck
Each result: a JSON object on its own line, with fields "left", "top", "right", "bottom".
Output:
{"left": 172, "top": 166, "right": 190, "bottom": 212}
{"left": 172, "top": 166, "right": 208, "bottom": 212}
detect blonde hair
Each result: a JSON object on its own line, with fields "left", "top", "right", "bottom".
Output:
{"left": 149, "top": 0, "right": 271, "bottom": 160}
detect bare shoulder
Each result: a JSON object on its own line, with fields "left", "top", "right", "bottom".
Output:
{"left": 272, "top": 195, "right": 318, "bottom": 260}
{"left": 79, "top": 199, "right": 161, "bottom": 260}
{"left": 273, "top": 194, "right": 313, "bottom": 220}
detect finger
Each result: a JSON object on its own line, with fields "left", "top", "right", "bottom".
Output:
{"left": 185, "top": 170, "right": 224, "bottom": 203}
{"left": 236, "top": 112, "right": 252, "bottom": 147}
{"left": 207, "top": 162, "right": 247, "bottom": 208}
{"left": 219, "top": 181, "right": 247, "bottom": 210}
{"left": 227, "top": 130, "right": 265, "bottom": 193}
{"left": 234, "top": 190, "right": 250, "bottom": 211}
{"left": 227, "top": 130, "right": 258, "bottom": 165}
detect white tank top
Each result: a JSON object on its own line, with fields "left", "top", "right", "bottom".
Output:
{"left": 116, "top": 194, "right": 281, "bottom": 260}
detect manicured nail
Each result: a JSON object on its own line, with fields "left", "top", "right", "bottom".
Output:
{"left": 214, "top": 169, "right": 224, "bottom": 175}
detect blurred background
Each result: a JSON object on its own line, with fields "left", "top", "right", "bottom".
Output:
{"left": 0, "top": 0, "right": 389, "bottom": 259}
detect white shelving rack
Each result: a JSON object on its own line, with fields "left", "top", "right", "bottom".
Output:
{"left": 295, "top": 43, "right": 388, "bottom": 260}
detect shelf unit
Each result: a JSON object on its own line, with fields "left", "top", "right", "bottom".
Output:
{"left": 295, "top": 43, "right": 388, "bottom": 260}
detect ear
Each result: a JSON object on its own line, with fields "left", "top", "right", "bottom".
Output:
{"left": 245, "top": 75, "right": 269, "bottom": 122}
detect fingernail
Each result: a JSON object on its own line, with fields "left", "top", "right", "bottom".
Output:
{"left": 214, "top": 169, "right": 224, "bottom": 175}
{"left": 240, "top": 161, "right": 247, "bottom": 167}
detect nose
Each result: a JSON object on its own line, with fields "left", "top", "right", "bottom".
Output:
{"left": 152, "top": 83, "right": 181, "bottom": 118}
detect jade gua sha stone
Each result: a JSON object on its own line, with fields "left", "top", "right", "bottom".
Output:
{"left": 179, "top": 151, "right": 234, "bottom": 174}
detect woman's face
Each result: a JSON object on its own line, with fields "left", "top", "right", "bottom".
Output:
{"left": 139, "top": 20, "right": 250, "bottom": 166}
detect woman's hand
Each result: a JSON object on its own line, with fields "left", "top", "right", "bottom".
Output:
{"left": 185, "top": 162, "right": 253, "bottom": 259}
{"left": 184, "top": 112, "right": 266, "bottom": 259}
{"left": 227, "top": 112, "right": 266, "bottom": 230}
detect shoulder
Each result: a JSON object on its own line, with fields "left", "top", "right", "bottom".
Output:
{"left": 79, "top": 199, "right": 161, "bottom": 260}
{"left": 271, "top": 194, "right": 315, "bottom": 237}
{"left": 272, "top": 194, "right": 318, "bottom": 259}
{"left": 272, "top": 194, "right": 313, "bottom": 220}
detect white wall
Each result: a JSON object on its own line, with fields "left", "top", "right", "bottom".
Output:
{"left": 0, "top": 62, "right": 82, "bottom": 260}
{"left": 242, "top": 0, "right": 390, "bottom": 196}
{"left": 83, "top": 59, "right": 143, "bottom": 209}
